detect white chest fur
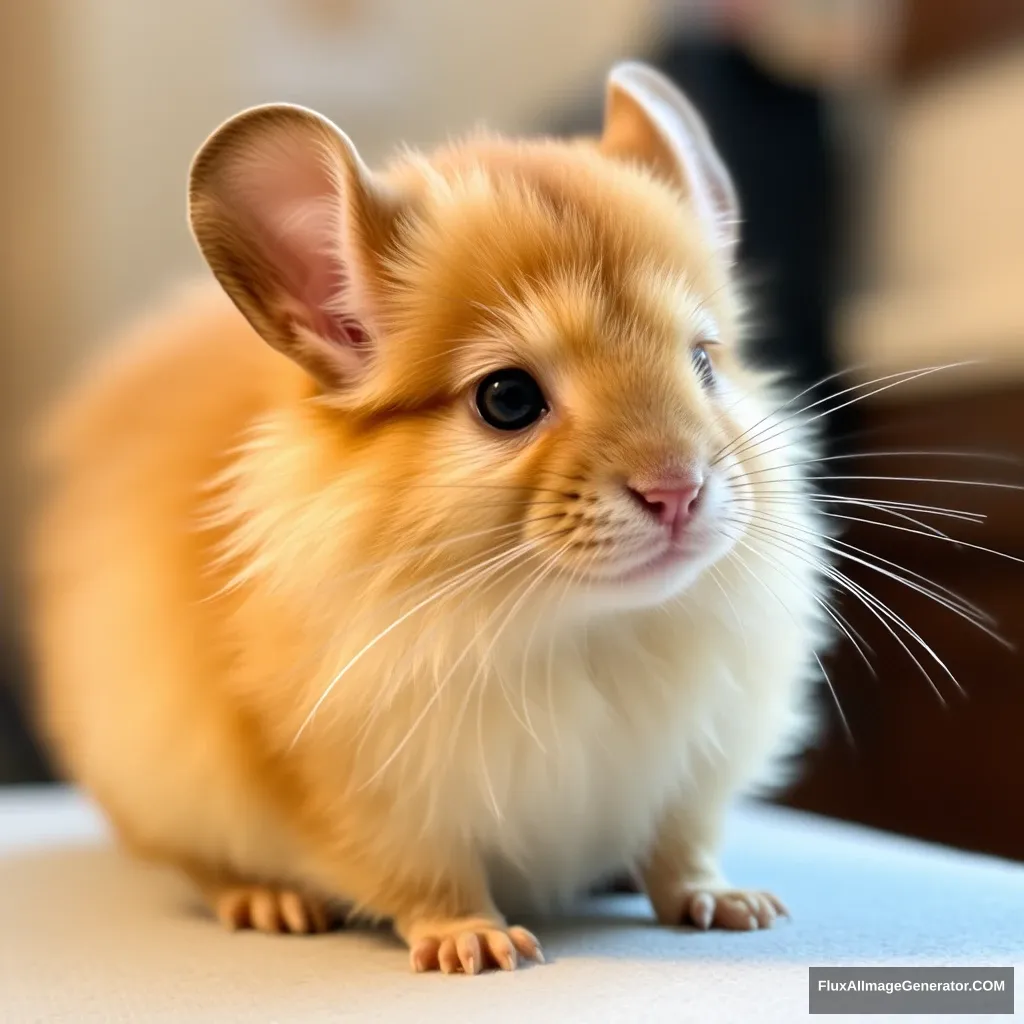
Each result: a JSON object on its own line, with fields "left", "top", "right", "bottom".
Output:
{"left": 363, "top": 560, "right": 820, "bottom": 915}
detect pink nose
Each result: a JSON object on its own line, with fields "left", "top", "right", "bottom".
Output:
{"left": 628, "top": 478, "right": 704, "bottom": 531}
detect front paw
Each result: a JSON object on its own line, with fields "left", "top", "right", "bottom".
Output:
{"left": 406, "top": 917, "right": 545, "bottom": 975}
{"left": 657, "top": 884, "right": 788, "bottom": 931}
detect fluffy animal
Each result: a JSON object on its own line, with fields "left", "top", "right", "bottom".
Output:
{"left": 29, "top": 62, "right": 825, "bottom": 974}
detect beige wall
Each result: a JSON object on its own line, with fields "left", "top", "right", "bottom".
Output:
{"left": 1, "top": 0, "right": 72, "bottom": 631}
{"left": 2, "top": 0, "right": 658, "bottom": 629}
{"left": 837, "top": 44, "right": 1024, "bottom": 394}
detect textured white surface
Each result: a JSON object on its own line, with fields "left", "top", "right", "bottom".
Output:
{"left": 1, "top": 786, "right": 1021, "bottom": 1022}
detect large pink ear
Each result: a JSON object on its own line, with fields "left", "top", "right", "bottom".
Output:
{"left": 188, "top": 104, "right": 404, "bottom": 388}
{"left": 599, "top": 62, "right": 740, "bottom": 260}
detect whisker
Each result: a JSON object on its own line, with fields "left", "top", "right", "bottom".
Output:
{"left": 719, "top": 524, "right": 876, "bottom": 677}
{"left": 734, "top": 448, "right": 1021, "bottom": 480}
{"left": 362, "top": 523, "right": 578, "bottom": 716}
{"left": 355, "top": 540, "right": 555, "bottom": 787}
{"left": 506, "top": 545, "right": 574, "bottom": 753}
{"left": 470, "top": 538, "right": 576, "bottom": 817}
{"left": 787, "top": 507, "right": 1024, "bottom": 568}
{"left": 732, "top": 516, "right": 968, "bottom": 698}
{"left": 716, "top": 362, "right": 974, "bottom": 468}
{"left": 730, "top": 506, "right": 996, "bottom": 630}
{"left": 706, "top": 564, "right": 746, "bottom": 648}
{"left": 779, "top": 558, "right": 875, "bottom": 674}
{"left": 353, "top": 480, "right": 578, "bottom": 495}
{"left": 738, "top": 495, "right": 985, "bottom": 541}
{"left": 739, "top": 491, "right": 987, "bottom": 525}
{"left": 728, "top": 520, "right": 951, "bottom": 703}
{"left": 725, "top": 540, "right": 854, "bottom": 742}
{"left": 292, "top": 534, "right": 549, "bottom": 748}
{"left": 711, "top": 363, "right": 880, "bottom": 466}
{"left": 734, "top": 490, "right": 982, "bottom": 552}
{"left": 803, "top": 474, "right": 1024, "bottom": 492}
{"left": 334, "top": 515, "right": 564, "bottom": 584}
{"left": 461, "top": 542, "right": 571, "bottom": 737}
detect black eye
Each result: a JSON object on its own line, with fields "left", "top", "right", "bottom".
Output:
{"left": 475, "top": 369, "right": 548, "bottom": 431}
{"left": 691, "top": 343, "right": 715, "bottom": 388}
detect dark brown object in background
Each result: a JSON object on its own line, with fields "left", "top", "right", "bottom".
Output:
{"left": 781, "top": 385, "right": 1024, "bottom": 864}
{"left": 779, "top": 0, "right": 1024, "bottom": 863}
{"left": 894, "top": 0, "right": 1024, "bottom": 83}
{"left": 0, "top": 645, "right": 52, "bottom": 784}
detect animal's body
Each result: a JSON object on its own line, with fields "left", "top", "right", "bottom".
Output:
{"left": 29, "top": 63, "right": 825, "bottom": 973}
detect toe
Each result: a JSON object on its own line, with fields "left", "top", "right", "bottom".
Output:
{"left": 215, "top": 890, "right": 250, "bottom": 930}
{"left": 249, "top": 888, "right": 283, "bottom": 933}
{"left": 457, "top": 932, "right": 482, "bottom": 974}
{"left": 278, "top": 891, "right": 309, "bottom": 934}
{"left": 750, "top": 894, "right": 777, "bottom": 928}
{"left": 406, "top": 922, "right": 545, "bottom": 974}
{"left": 438, "top": 936, "right": 461, "bottom": 975}
{"left": 484, "top": 930, "right": 518, "bottom": 971}
{"left": 411, "top": 937, "right": 441, "bottom": 973}
{"left": 687, "top": 892, "right": 715, "bottom": 930}
{"left": 720, "top": 895, "right": 759, "bottom": 930}
{"left": 508, "top": 926, "right": 544, "bottom": 963}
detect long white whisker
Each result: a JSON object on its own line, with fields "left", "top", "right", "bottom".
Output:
{"left": 720, "top": 523, "right": 875, "bottom": 677}
{"left": 731, "top": 523, "right": 944, "bottom": 702}
{"left": 747, "top": 496, "right": 984, "bottom": 542}
{"left": 507, "top": 547, "right": 576, "bottom": 753}
{"left": 339, "top": 516, "right": 565, "bottom": 584}
{"left": 735, "top": 448, "right": 1020, "bottom": 480}
{"left": 740, "top": 491, "right": 987, "bottom": 525}
{"left": 292, "top": 535, "right": 545, "bottom": 748}
{"left": 793, "top": 507, "right": 1024, "bottom": 568}
{"left": 731, "top": 508, "right": 997, "bottom": 632}
{"left": 718, "top": 362, "right": 974, "bottom": 467}
{"left": 360, "top": 523, "right": 580, "bottom": 732}
{"left": 711, "top": 366, "right": 868, "bottom": 466}
{"left": 357, "top": 540, "right": 554, "bottom": 790}
{"left": 734, "top": 518, "right": 962, "bottom": 700}
{"left": 713, "top": 363, "right": 923, "bottom": 466}
{"left": 472, "top": 539, "right": 576, "bottom": 818}
{"left": 805, "top": 474, "right": 1024, "bottom": 492}
{"left": 726, "top": 540, "right": 853, "bottom": 742}
{"left": 707, "top": 564, "right": 746, "bottom": 650}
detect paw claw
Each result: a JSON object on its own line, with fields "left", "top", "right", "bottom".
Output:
{"left": 212, "top": 885, "right": 331, "bottom": 936}
{"left": 411, "top": 937, "right": 439, "bottom": 973}
{"left": 508, "top": 925, "right": 544, "bottom": 963}
{"left": 673, "top": 886, "right": 786, "bottom": 932}
{"left": 438, "top": 937, "right": 461, "bottom": 974}
{"left": 408, "top": 920, "right": 544, "bottom": 974}
{"left": 458, "top": 932, "right": 482, "bottom": 975}
{"left": 689, "top": 892, "right": 715, "bottom": 930}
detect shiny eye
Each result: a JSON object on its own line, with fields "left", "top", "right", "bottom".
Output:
{"left": 475, "top": 369, "right": 548, "bottom": 431}
{"left": 691, "top": 343, "right": 715, "bottom": 388}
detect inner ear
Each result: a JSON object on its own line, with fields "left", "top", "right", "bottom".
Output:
{"left": 599, "top": 62, "right": 740, "bottom": 259}
{"left": 188, "top": 103, "right": 404, "bottom": 388}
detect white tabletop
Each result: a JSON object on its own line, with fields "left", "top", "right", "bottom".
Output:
{"left": 1, "top": 786, "right": 1021, "bottom": 1022}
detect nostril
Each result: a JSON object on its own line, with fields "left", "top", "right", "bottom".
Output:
{"left": 627, "top": 480, "right": 704, "bottom": 528}
{"left": 627, "top": 487, "right": 671, "bottom": 524}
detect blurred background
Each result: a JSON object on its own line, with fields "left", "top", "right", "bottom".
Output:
{"left": 3, "top": 1, "right": 1024, "bottom": 861}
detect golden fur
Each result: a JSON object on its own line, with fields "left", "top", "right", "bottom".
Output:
{"left": 28, "top": 64, "right": 826, "bottom": 973}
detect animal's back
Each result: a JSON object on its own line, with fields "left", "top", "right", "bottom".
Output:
{"left": 29, "top": 283, "right": 304, "bottom": 870}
